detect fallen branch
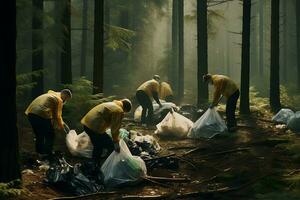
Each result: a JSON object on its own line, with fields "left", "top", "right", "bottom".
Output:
{"left": 120, "top": 193, "right": 173, "bottom": 200}
{"left": 145, "top": 175, "right": 191, "bottom": 183}
{"left": 49, "top": 191, "right": 118, "bottom": 200}
{"left": 183, "top": 147, "right": 206, "bottom": 156}
{"left": 142, "top": 177, "right": 171, "bottom": 188}
{"left": 174, "top": 156, "right": 198, "bottom": 169}
{"left": 143, "top": 153, "right": 176, "bottom": 161}
{"left": 201, "top": 147, "right": 251, "bottom": 157}
{"left": 167, "top": 146, "right": 198, "bottom": 151}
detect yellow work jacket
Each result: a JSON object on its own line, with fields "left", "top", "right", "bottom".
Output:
{"left": 25, "top": 90, "right": 64, "bottom": 129}
{"left": 211, "top": 75, "right": 239, "bottom": 105}
{"left": 159, "top": 82, "right": 173, "bottom": 100}
{"left": 80, "top": 100, "right": 124, "bottom": 142}
{"left": 137, "top": 79, "right": 160, "bottom": 98}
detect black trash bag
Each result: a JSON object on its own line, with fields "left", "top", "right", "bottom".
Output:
{"left": 45, "top": 154, "right": 104, "bottom": 195}
{"left": 145, "top": 157, "right": 179, "bottom": 170}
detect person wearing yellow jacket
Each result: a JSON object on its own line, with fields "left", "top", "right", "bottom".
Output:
{"left": 203, "top": 74, "right": 240, "bottom": 132}
{"left": 81, "top": 99, "right": 132, "bottom": 161}
{"left": 159, "top": 81, "right": 174, "bottom": 102}
{"left": 136, "top": 75, "right": 162, "bottom": 125}
{"left": 25, "top": 89, "right": 72, "bottom": 156}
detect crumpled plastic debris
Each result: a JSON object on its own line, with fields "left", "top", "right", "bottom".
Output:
{"left": 272, "top": 108, "right": 294, "bottom": 124}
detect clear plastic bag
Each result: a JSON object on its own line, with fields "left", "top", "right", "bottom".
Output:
{"left": 287, "top": 111, "right": 300, "bottom": 132}
{"left": 155, "top": 110, "right": 194, "bottom": 138}
{"left": 101, "top": 139, "right": 147, "bottom": 188}
{"left": 272, "top": 108, "right": 294, "bottom": 124}
{"left": 66, "top": 130, "right": 93, "bottom": 158}
{"left": 188, "top": 108, "right": 227, "bottom": 139}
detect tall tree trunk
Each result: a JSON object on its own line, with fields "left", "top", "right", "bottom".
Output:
{"left": 32, "top": 0, "right": 44, "bottom": 97}
{"left": 296, "top": 0, "right": 300, "bottom": 92}
{"left": 171, "top": 0, "right": 179, "bottom": 96}
{"left": 240, "top": 0, "right": 251, "bottom": 114}
{"left": 226, "top": 32, "right": 231, "bottom": 76}
{"left": 280, "top": 0, "right": 287, "bottom": 84}
{"left": 93, "top": 0, "right": 104, "bottom": 94}
{"left": 178, "top": 0, "right": 184, "bottom": 102}
{"left": 250, "top": 1, "right": 258, "bottom": 77}
{"left": 54, "top": 0, "right": 62, "bottom": 87}
{"left": 197, "top": 0, "right": 208, "bottom": 106}
{"left": 259, "top": 0, "right": 264, "bottom": 77}
{"left": 61, "top": 0, "right": 72, "bottom": 84}
{"left": 270, "top": 0, "right": 281, "bottom": 111}
{"left": 0, "top": 0, "right": 21, "bottom": 182}
{"left": 80, "top": 0, "right": 88, "bottom": 77}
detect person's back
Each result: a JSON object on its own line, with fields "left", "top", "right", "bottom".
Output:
{"left": 211, "top": 74, "right": 238, "bottom": 101}
{"left": 81, "top": 101, "right": 124, "bottom": 135}
{"left": 159, "top": 82, "right": 173, "bottom": 101}
{"left": 25, "top": 90, "right": 61, "bottom": 120}
{"left": 137, "top": 79, "right": 160, "bottom": 99}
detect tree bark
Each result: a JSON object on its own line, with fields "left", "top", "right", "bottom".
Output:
{"left": 80, "top": 0, "right": 88, "bottom": 77}
{"left": 93, "top": 0, "right": 104, "bottom": 94}
{"left": 259, "top": 0, "right": 264, "bottom": 77}
{"left": 240, "top": 0, "right": 251, "bottom": 114}
{"left": 296, "top": 0, "right": 300, "bottom": 92}
{"left": 178, "top": 0, "right": 184, "bottom": 102}
{"left": 250, "top": 1, "right": 258, "bottom": 77}
{"left": 280, "top": 0, "right": 287, "bottom": 84}
{"left": 61, "top": 0, "right": 72, "bottom": 84}
{"left": 32, "top": 0, "right": 44, "bottom": 97}
{"left": 270, "top": 0, "right": 281, "bottom": 112}
{"left": 0, "top": 0, "right": 21, "bottom": 182}
{"left": 197, "top": 0, "right": 208, "bottom": 107}
{"left": 171, "top": 0, "right": 179, "bottom": 96}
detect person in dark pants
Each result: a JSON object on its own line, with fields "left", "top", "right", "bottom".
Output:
{"left": 203, "top": 74, "right": 240, "bottom": 132}
{"left": 80, "top": 99, "right": 132, "bottom": 162}
{"left": 136, "top": 75, "right": 162, "bottom": 126}
{"left": 25, "top": 89, "right": 72, "bottom": 158}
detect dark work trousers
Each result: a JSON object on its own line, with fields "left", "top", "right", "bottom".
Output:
{"left": 226, "top": 90, "right": 240, "bottom": 129}
{"left": 28, "top": 113, "right": 55, "bottom": 155}
{"left": 83, "top": 126, "right": 114, "bottom": 161}
{"left": 136, "top": 90, "right": 153, "bottom": 125}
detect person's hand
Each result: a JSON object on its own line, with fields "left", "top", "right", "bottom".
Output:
{"left": 63, "top": 123, "right": 70, "bottom": 134}
{"left": 114, "top": 142, "right": 120, "bottom": 153}
{"left": 209, "top": 104, "right": 215, "bottom": 109}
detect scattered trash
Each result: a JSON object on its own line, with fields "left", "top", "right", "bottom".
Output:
{"left": 275, "top": 124, "right": 287, "bottom": 129}
{"left": 178, "top": 104, "right": 204, "bottom": 121}
{"left": 66, "top": 130, "right": 93, "bottom": 158}
{"left": 272, "top": 108, "right": 294, "bottom": 124}
{"left": 188, "top": 108, "right": 227, "bottom": 139}
{"left": 155, "top": 110, "right": 194, "bottom": 138}
{"left": 101, "top": 140, "right": 147, "bottom": 188}
{"left": 287, "top": 111, "right": 300, "bottom": 132}
{"left": 22, "top": 169, "right": 34, "bottom": 175}
{"left": 145, "top": 156, "right": 179, "bottom": 170}
{"left": 45, "top": 153, "right": 104, "bottom": 195}
{"left": 134, "top": 101, "right": 178, "bottom": 124}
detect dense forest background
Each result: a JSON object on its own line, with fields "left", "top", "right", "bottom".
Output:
{"left": 16, "top": 0, "right": 300, "bottom": 128}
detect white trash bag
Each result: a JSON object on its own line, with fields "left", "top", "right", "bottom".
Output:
{"left": 155, "top": 110, "right": 194, "bottom": 138}
{"left": 287, "top": 111, "right": 300, "bottom": 132}
{"left": 66, "top": 130, "right": 93, "bottom": 158}
{"left": 101, "top": 139, "right": 147, "bottom": 187}
{"left": 188, "top": 108, "right": 227, "bottom": 139}
{"left": 272, "top": 108, "right": 294, "bottom": 124}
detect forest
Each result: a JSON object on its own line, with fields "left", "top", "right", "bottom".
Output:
{"left": 1, "top": 0, "right": 300, "bottom": 199}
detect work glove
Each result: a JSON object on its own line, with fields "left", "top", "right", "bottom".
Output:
{"left": 114, "top": 142, "right": 120, "bottom": 153}
{"left": 63, "top": 123, "right": 70, "bottom": 134}
{"left": 209, "top": 104, "right": 215, "bottom": 109}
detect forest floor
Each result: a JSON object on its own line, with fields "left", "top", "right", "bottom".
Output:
{"left": 14, "top": 110, "right": 300, "bottom": 200}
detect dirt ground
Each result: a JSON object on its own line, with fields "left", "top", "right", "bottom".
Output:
{"left": 14, "top": 111, "right": 300, "bottom": 200}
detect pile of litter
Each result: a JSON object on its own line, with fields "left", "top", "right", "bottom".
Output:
{"left": 45, "top": 153, "right": 104, "bottom": 195}
{"left": 272, "top": 108, "right": 300, "bottom": 132}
